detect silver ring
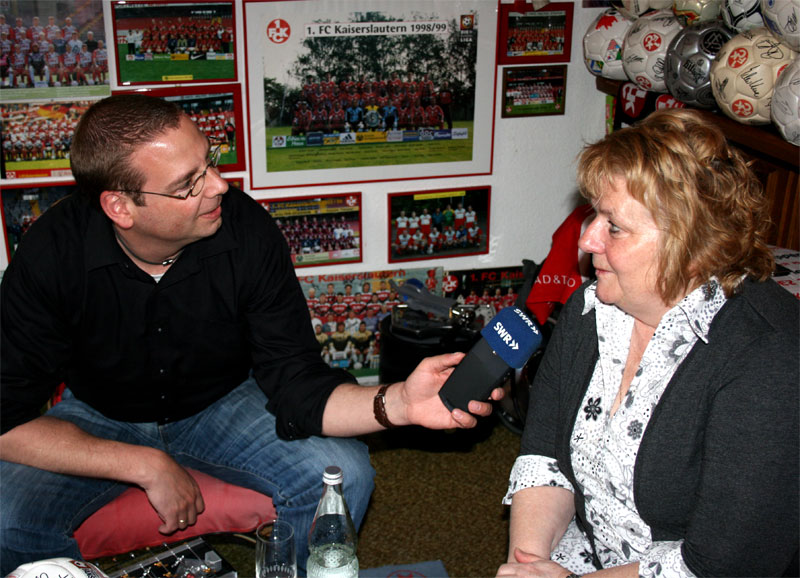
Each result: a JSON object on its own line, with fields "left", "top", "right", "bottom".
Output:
{"left": 178, "top": 519, "right": 186, "bottom": 524}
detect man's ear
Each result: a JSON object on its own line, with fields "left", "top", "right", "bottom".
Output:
{"left": 99, "top": 190, "right": 135, "bottom": 229}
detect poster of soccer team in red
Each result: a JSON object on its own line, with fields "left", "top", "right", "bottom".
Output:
{"left": 243, "top": 0, "right": 497, "bottom": 189}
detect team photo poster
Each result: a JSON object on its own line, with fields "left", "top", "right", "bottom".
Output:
{"left": 1, "top": 0, "right": 111, "bottom": 101}
{"left": 113, "top": 83, "right": 245, "bottom": 172}
{"left": 257, "top": 192, "right": 363, "bottom": 268}
{"left": 298, "top": 266, "right": 443, "bottom": 384}
{"left": 387, "top": 185, "right": 490, "bottom": 263}
{"left": 1, "top": 99, "right": 96, "bottom": 180}
{"left": 497, "top": 2, "right": 573, "bottom": 65}
{"left": 111, "top": 0, "right": 236, "bottom": 86}
{"left": 501, "top": 65, "right": 567, "bottom": 118}
{"left": 243, "top": 0, "right": 497, "bottom": 189}
{"left": 0, "top": 182, "right": 74, "bottom": 267}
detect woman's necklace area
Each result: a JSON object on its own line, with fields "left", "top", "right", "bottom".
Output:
{"left": 114, "top": 230, "right": 183, "bottom": 267}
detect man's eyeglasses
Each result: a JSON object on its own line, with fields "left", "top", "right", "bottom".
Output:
{"left": 120, "top": 145, "right": 222, "bottom": 200}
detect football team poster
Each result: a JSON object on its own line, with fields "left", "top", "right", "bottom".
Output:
{"left": 111, "top": 0, "right": 236, "bottom": 86}
{"left": 243, "top": 0, "right": 497, "bottom": 189}
{"left": 387, "top": 186, "right": 490, "bottom": 263}
{"left": 501, "top": 65, "right": 567, "bottom": 118}
{"left": 112, "top": 84, "right": 245, "bottom": 171}
{"left": 297, "top": 266, "right": 444, "bottom": 384}
{"left": 1, "top": 182, "right": 75, "bottom": 267}
{"left": 1, "top": 99, "right": 93, "bottom": 180}
{"left": 0, "top": 0, "right": 111, "bottom": 101}
{"left": 257, "top": 192, "right": 363, "bottom": 268}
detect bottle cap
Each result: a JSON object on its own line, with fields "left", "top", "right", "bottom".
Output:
{"left": 323, "top": 465, "right": 343, "bottom": 485}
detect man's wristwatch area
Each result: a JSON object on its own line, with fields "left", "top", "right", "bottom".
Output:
{"left": 373, "top": 384, "right": 398, "bottom": 429}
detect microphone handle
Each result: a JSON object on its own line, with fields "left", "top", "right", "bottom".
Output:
{"left": 438, "top": 339, "right": 514, "bottom": 412}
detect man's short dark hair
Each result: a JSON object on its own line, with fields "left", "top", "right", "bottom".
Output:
{"left": 70, "top": 94, "right": 184, "bottom": 206}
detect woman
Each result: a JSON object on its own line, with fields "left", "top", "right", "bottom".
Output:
{"left": 498, "top": 109, "right": 798, "bottom": 578}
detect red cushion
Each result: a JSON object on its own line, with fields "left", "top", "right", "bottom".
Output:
{"left": 74, "top": 469, "right": 276, "bottom": 559}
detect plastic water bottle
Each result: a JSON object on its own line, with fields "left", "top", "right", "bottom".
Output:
{"left": 307, "top": 465, "right": 359, "bottom": 578}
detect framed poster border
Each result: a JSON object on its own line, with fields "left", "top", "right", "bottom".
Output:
{"left": 243, "top": 0, "right": 497, "bottom": 190}
{"left": 112, "top": 83, "right": 246, "bottom": 172}
{"left": 256, "top": 191, "right": 364, "bottom": 268}
{"left": 0, "top": 0, "right": 112, "bottom": 102}
{"left": 0, "top": 180, "right": 77, "bottom": 266}
{"left": 497, "top": 1, "right": 573, "bottom": 65}
{"left": 1, "top": 98, "right": 100, "bottom": 181}
{"left": 387, "top": 185, "right": 490, "bottom": 264}
{"left": 111, "top": 0, "right": 238, "bottom": 87}
{"left": 501, "top": 64, "right": 567, "bottom": 118}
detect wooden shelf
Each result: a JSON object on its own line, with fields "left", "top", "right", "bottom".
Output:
{"left": 595, "top": 77, "right": 799, "bottom": 251}
{"left": 595, "top": 77, "right": 799, "bottom": 169}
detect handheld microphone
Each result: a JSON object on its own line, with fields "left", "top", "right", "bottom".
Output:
{"left": 438, "top": 306, "right": 543, "bottom": 412}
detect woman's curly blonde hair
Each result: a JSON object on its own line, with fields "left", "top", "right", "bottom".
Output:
{"left": 577, "top": 108, "right": 774, "bottom": 302}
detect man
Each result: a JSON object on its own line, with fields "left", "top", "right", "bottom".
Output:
{"left": 437, "top": 80, "right": 454, "bottom": 130}
{"left": 0, "top": 95, "right": 500, "bottom": 574}
{"left": 91, "top": 39, "right": 108, "bottom": 85}
{"left": 84, "top": 30, "right": 98, "bottom": 52}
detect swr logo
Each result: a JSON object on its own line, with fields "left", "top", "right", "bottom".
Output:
{"left": 267, "top": 19, "right": 290, "bottom": 44}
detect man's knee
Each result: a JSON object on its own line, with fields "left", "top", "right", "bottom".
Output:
{"left": 319, "top": 439, "right": 375, "bottom": 525}
{"left": 0, "top": 493, "right": 82, "bottom": 576}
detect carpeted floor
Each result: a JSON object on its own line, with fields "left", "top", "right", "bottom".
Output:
{"left": 355, "top": 419, "right": 519, "bottom": 577}
{"left": 97, "top": 416, "right": 521, "bottom": 578}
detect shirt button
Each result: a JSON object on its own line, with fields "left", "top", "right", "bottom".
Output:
{"left": 160, "top": 394, "right": 166, "bottom": 400}
{"left": 159, "top": 368, "right": 166, "bottom": 375}
{"left": 157, "top": 327, "right": 163, "bottom": 333}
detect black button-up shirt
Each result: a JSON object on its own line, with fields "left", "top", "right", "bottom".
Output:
{"left": 1, "top": 188, "right": 354, "bottom": 440}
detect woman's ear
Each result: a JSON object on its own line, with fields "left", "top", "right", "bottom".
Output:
{"left": 99, "top": 190, "right": 135, "bottom": 230}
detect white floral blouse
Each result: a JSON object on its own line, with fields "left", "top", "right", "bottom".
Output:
{"left": 503, "top": 280, "right": 728, "bottom": 578}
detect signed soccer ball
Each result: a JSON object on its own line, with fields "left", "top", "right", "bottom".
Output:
{"left": 760, "top": 0, "right": 800, "bottom": 51}
{"left": 665, "top": 21, "right": 734, "bottom": 107}
{"left": 7, "top": 558, "right": 109, "bottom": 578}
{"left": 710, "top": 27, "right": 797, "bottom": 124}
{"left": 721, "top": 0, "right": 764, "bottom": 32}
{"left": 771, "top": 57, "right": 800, "bottom": 144}
{"left": 673, "top": 0, "right": 723, "bottom": 26}
{"left": 583, "top": 8, "right": 634, "bottom": 80}
{"left": 620, "top": 0, "right": 674, "bottom": 17}
{"left": 622, "top": 10, "right": 685, "bottom": 91}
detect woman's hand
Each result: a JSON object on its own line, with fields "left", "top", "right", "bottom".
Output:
{"left": 496, "top": 548, "right": 572, "bottom": 578}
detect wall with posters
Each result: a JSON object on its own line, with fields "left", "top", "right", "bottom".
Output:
{"left": 0, "top": 0, "right": 607, "bottom": 273}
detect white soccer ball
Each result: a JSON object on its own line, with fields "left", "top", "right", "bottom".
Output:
{"left": 771, "top": 57, "right": 800, "bottom": 144}
{"left": 710, "top": 27, "right": 797, "bottom": 124}
{"left": 620, "top": 0, "right": 675, "bottom": 17}
{"left": 623, "top": 10, "right": 685, "bottom": 91}
{"left": 7, "top": 558, "right": 109, "bottom": 578}
{"left": 722, "top": 0, "right": 764, "bottom": 32}
{"left": 583, "top": 8, "right": 634, "bottom": 79}
{"left": 665, "top": 21, "right": 734, "bottom": 107}
{"left": 673, "top": 0, "right": 723, "bottom": 26}
{"left": 760, "top": 0, "right": 800, "bottom": 51}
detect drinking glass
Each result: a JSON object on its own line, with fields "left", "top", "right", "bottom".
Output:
{"left": 256, "top": 519, "right": 296, "bottom": 578}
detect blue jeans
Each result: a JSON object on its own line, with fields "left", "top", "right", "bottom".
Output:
{"left": 0, "top": 377, "right": 375, "bottom": 575}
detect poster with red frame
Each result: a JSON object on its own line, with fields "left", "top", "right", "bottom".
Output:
{"left": 387, "top": 185, "right": 490, "bottom": 263}
{"left": 257, "top": 192, "right": 363, "bottom": 268}
{"left": 113, "top": 83, "right": 246, "bottom": 172}
{"left": 296, "top": 266, "right": 443, "bottom": 385}
{"left": 1, "top": 99, "right": 94, "bottom": 180}
{"left": 497, "top": 1, "right": 573, "bottom": 65}
{"left": 111, "top": 0, "right": 236, "bottom": 86}
{"left": 1, "top": 181, "right": 75, "bottom": 266}
{"left": 0, "top": 0, "right": 111, "bottom": 102}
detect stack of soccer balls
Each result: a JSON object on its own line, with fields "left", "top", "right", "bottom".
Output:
{"left": 581, "top": 0, "right": 800, "bottom": 144}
